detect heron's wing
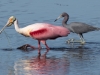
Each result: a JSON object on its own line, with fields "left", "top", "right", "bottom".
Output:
{"left": 70, "top": 22, "right": 98, "bottom": 33}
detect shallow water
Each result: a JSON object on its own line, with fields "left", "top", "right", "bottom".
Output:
{"left": 0, "top": 0, "right": 100, "bottom": 75}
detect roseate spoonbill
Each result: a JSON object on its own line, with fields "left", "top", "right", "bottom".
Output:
{"left": 0, "top": 16, "right": 70, "bottom": 50}
{"left": 54, "top": 12, "right": 100, "bottom": 44}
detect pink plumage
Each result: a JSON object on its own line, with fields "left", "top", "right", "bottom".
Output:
{"left": 18, "top": 23, "right": 70, "bottom": 50}
{"left": 29, "top": 23, "right": 69, "bottom": 40}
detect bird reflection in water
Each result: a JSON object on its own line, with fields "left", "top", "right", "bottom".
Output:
{"left": 14, "top": 50, "right": 69, "bottom": 75}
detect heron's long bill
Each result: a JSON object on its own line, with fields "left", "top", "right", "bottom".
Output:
{"left": 54, "top": 15, "right": 62, "bottom": 22}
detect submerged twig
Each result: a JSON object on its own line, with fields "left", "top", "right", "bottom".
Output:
{"left": 3, "top": 30, "right": 12, "bottom": 49}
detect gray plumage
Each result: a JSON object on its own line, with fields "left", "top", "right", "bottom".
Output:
{"left": 66, "top": 22, "right": 100, "bottom": 34}
{"left": 54, "top": 12, "right": 100, "bottom": 44}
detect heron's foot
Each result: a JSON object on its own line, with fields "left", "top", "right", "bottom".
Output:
{"left": 67, "top": 39, "right": 85, "bottom": 44}
{"left": 80, "top": 41, "right": 85, "bottom": 45}
{"left": 72, "top": 40, "right": 85, "bottom": 44}
{"left": 67, "top": 38, "right": 75, "bottom": 44}
{"left": 73, "top": 40, "right": 85, "bottom": 45}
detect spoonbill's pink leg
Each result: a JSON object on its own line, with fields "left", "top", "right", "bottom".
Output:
{"left": 38, "top": 49, "right": 41, "bottom": 54}
{"left": 41, "top": 40, "right": 50, "bottom": 50}
{"left": 38, "top": 40, "right": 42, "bottom": 49}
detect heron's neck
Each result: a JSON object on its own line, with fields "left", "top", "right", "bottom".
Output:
{"left": 14, "top": 20, "right": 21, "bottom": 33}
{"left": 62, "top": 16, "right": 69, "bottom": 27}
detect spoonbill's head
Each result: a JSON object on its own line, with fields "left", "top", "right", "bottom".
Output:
{"left": 6, "top": 16, "right": 16, "bottom": 27}
{"left": 54, "top": 12, "right": 69, "bottom": 22}
{"left": 0, "top": 16, "right": 16, "bottom": 34}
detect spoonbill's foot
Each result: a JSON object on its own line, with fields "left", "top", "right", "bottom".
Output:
{"left": 38, "top": 49, "right": 41, "bottom": 54}
{"left": 46, "top": 47, "right": 50, "bottom": 50}
{"left": 38, "top": 47, "right": 42, "bottom": 50}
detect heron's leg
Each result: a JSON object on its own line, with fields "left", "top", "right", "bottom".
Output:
{"left": 78, "top": 34, "right": 85, "bottom": 44}
{"left": 78, "top": 34, "right": 83, "bottom": 42}
{"left": 66, "top": 34, "right": 85, "bottom": 44}
{"left": 41, "top": 40, "right": 50, "bottom": 50}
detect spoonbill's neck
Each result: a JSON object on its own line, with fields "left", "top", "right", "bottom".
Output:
{"left": 14, "top": 20, "right": 21, "bottom": 33}
{"left": 62, "top": 15, "right": 69, "bottom": 27}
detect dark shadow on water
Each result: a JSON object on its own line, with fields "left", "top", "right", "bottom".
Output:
{"left": 85, "top": 42, "right": 100, "bottom": 44}
{"left": 17, "top": 47, "right": 90, "bottom": 52}
{"left": 2, "top": 48, "right": 13, "bottom": 51}
{"left": 0, "top": 45, "right": 90, "bottom": 52}
{"left": 67, "top": 41, "right": 100, "bottom": 44}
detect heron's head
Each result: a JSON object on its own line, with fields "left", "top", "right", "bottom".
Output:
{"left": 54, "top": 12, "right": 69, "bottom": 22}
{"left": 6, "top": 16, "right": 16, "bottom": 27}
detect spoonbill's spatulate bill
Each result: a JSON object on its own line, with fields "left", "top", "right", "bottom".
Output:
{"left": 0, "top": 16, "right": 70, "bottom": 50}
{"left": 54, "top": 12, "right": 100, "bottom": 44}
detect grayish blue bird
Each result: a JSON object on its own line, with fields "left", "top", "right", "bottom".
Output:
{"left": 54, "top": 12, "right": 100, "bottom": 44}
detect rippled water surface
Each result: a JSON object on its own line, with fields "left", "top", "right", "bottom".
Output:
{"left": 0, "top": 0, "right": 100, "bottom": 75}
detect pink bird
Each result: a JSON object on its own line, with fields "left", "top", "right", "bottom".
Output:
{"left": 1, "top": 16, "right": 70, "bottom": 50}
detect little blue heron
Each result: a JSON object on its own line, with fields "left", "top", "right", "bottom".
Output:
{"left": 54, "top": 12, "right": 100, "bottom": 44}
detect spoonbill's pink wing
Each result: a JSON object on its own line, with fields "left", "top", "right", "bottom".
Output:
{"left": 29, "top": 23, "right": 70, "bottom": 40}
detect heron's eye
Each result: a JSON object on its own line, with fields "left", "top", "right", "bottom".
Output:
{"left": 61, "top": 14, "right": 65, "bottom": 17}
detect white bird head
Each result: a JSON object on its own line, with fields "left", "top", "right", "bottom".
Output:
{"left": 6, "top": 16, "right": 16, "bottom": 27}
